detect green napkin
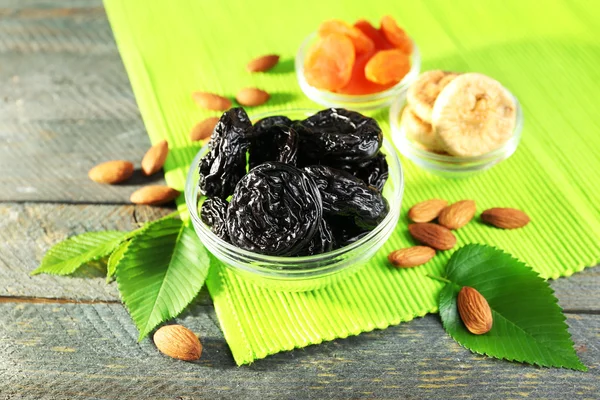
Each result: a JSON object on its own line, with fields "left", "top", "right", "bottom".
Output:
{"left": 104, "top": 0, "right": 600, "bottom": 365}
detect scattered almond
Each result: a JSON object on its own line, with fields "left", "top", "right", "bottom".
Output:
{"left": 190, "top": 117, "right": 219, "bottom": 142}
{"left": 408, "top": 223, "right": 456, "bottom": 251}
{"left": 130, "top": 185, "right": 179, "bottom": 205}
{"left": 236, "top": 87, "right": 270, "bottom": 106}
{"left": 388, "top": 246, "right": 436, "bottom": 268}
{"left": 457, "top": 286, "right": 493, "bottom": 335}
{"left": 481, "top": 208, "right": 530, "bottom": 229}
{"left": 438, "top": 200, "right": 476, "bottom": 230}
{"left": 192, "top": 92, "right": 232, "bottom": 111}
{"left": 247, "top": 54, "right": 280, "bottom": 72}
{"left": 153, "top": 324, "right": 202, "bottom": 361}
{"left": 141, "top": 140, "right": 169, "bottom": 176}
{"left": 408, "top": 199, "right": 448, "bottom": 223}
{"left": 88, "top": 160, "right": 134, "bottom": 184}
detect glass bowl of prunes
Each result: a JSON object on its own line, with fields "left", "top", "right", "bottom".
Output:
{"left": 185, "top": 107, "right": 403, "bottom": 292}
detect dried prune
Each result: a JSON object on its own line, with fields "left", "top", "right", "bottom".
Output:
{"left": 199, "top": 108, "right": 253, "bottom": 198}
{"left": 333, "top": 152, "right": 388, "bottom": 191}
{"left": 298, "top": 218, "right": 334, "bottom": 255}
{"left": 249, "top": 116, "right": 298, "bottom": 169}
{"left": 227, "top": 162, "right": 322, "bottom": 256}
{"left": 327, "top": 216, "right": 369, "bottom": 249}
{"left": 201, "top": 197, "right": 230, "bottom": 241}
{"left": 254, "top": 116, "right": 292, "bottom": 133}
{"left": 304, "top": 165, "right": 388, "bottom": 229}
{"left": 299, "top": 108, "right": 382, "bottom": 163}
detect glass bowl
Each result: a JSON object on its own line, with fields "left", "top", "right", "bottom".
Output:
{"left": 296, "top": 32, "right": 421, "bottom": 112}
{"left": 389, "top": 89, "right": 524, "bottom": 178}
{"left": 185, "top": 109, "right": 404, "bottom": 292}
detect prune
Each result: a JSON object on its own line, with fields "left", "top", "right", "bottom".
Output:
{"left": 249, "top": 116, "right": 298, "bottom": 169}
{"left": 327, "top": 216, "right": 370, "bottom": 249}
{"left": 200, "top": 197, "right": 230, "bottom": 241}
{"left": 254, "top": 116, "right": 292, "bottom": 131}
{"left": 199, "top": 108, "right": 253, "bottom": 199}
{"left": 298, "top": 108, "right": 382, "bottom": 163}
{"left": 227, "top": 162, "right": 322, "bottom": 256}
{"left": 333, "top": 152, "right": 388, "bottom": 191}
{"left": 298, "top": 218, "right": 334, "bottom": 255}
{"left": 304, "top": 165, "right": 388, "bottom": 229}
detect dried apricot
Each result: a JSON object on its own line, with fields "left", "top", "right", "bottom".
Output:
{"left": 353, "top": 19, "right": 394, "bottom": 50}
{"left": 318, "top": 19, "right": 375, "bottom": 54}
{"left": 365, "top": 49, "right": 410, "bottom": 85}
{"left": 338, "top": 50, "right": 395, "bottom": 95}
{"left": 380, "top": 15, "right": 412, "bottom": 54}
{"left": 304, "top": 33, "right": 355, "bottom": 91}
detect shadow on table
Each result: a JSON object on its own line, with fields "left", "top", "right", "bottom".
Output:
{"left": 269, "top": 57, "right": 295, "bottom": 75}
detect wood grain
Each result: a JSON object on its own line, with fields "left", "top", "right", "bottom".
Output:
{"left": 0, "top": 0, "right": 165, "bottom": 203}
{"left": 0, "top": 1, "right": 598, "bottom": 398}
{"left": 0, "top": 302, "right": 597, "bottom": 399}
{"left": 0, "top": 203, "right": 169, "bottom": 301}
{"left": 0, "top": 202, "right": 598, "bottom": 310}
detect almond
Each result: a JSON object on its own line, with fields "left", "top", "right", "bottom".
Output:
{"left": 408, "top": 199, "right": 448, "bottom": 223}
{"left": 130, "top": 185, "right": 179, "bottom": 205}
{"left": 438, "top": 200, "right": 476, "bottom": 230}
{"left": 388, "top": 246, "right": 436, "bottom": 268}
{"left": 141, "top": 140, "right": 169, "bottom": 176}
{"left": 247, "top": 54, "right": 280, "bottom": 72}
{"left": 153, "top": 324, "right": 202, "bottom": 361}
{"left": 236, "top": 87, "right": 270, "bottom": 106}
{"left": 190, "top": 117, "right": 219, "bottom": 142}
{"left": 192, "top": 92, "right": 232, "bottom": 111}
{"left": 481, "top": 208, "right": 530, "bottom": 229}
{"left": 88, "top": 160, "right": 134, "bottom": 184}
{"left": 408, "top": 223, "right": 456, "bottom": 251}
{"left": 457, "top": 286, "right": 493, "bottom": 335}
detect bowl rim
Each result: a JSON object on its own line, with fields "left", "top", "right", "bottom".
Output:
{"left": 389, "top": 87, "right": 524, "bottom": 164}
{"left": 184, "top": 108, "right": 404, "bottom": 269}
{"left": 295, "top": 32, "right": 421, "bottom": 104}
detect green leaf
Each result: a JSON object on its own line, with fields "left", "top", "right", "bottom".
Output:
{"left": 438, "top": 244, "right": 586, "bottom": 371}
{"left": 31, "top": 231, "right": 129, "bottom": 276}
{"left": 106, "top": 240, "right": 130, "bottom": 282}
{"left": 115, "top": 218, "right": 210, "bottom": 340}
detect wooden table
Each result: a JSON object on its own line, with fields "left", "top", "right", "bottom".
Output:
{"left": 1, "top": 1, "right": 598, "bottom": 399}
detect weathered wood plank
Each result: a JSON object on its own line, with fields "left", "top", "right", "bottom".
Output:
{"left": 0, "top": 302, "right": 597, "bottom": 399}
{"left": 0, "top": 0, "right": 172, "bottom": 203}
{"left": 1, "top": 202, "right": 598, "bottom": 311}
{"left": 0, "top": 203, "right": 170, "bottom": 301}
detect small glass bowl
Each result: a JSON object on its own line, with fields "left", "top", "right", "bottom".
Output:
{"left": 185, "top": 109, "right": 404, "bottom": 292}
{"left": 295, "top": 32, "right": 421, "bottom": 112}
{"left": 389, "top": 89, "right": 524, "bottom": 178}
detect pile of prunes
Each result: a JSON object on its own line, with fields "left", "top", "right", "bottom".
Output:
{"left": 199, "top": 107, "right": 389, "bottom": 256}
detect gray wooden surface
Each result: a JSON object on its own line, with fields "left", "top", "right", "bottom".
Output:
{"left": 0, "top": 1, "right": 598, "bottom": 399}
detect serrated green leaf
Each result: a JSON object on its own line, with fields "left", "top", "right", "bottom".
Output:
{"left": 438, "top": 244, "right": 586, "bottom": 371}
{"left": 115, "top": 218, "right": 210, "bottom": 340}
{"left": 106, "top": 240, "right": 130, "bottom": 282}
{"left": 31, "top": 231, "right": 129, "bottom": 276}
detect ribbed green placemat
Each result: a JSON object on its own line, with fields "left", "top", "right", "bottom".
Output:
{"left": 104, "top": 0, "right": 600, "bottom": 365}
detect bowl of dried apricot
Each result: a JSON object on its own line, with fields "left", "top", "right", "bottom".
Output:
{"left": 296, "top": 16, "right": 420, "bottom": 111}
{"left": 390, "top": 70, "right": 524, "bottom": 178}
